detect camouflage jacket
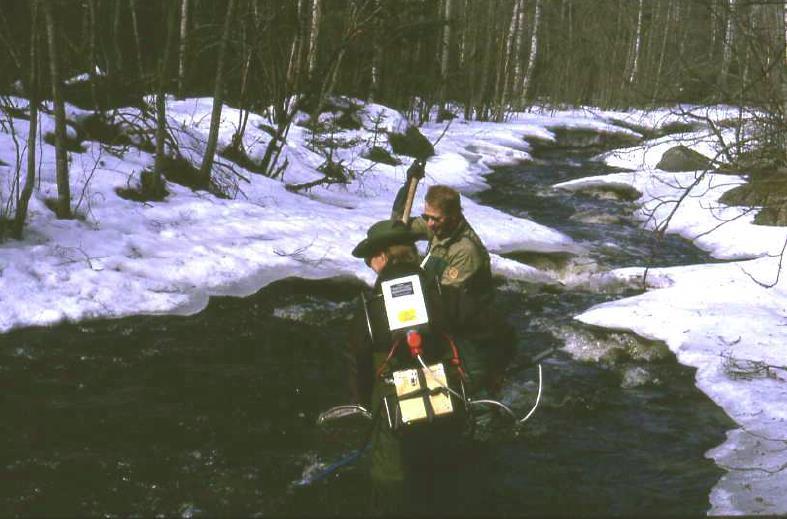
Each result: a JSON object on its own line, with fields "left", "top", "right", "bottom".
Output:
{"left": 391, "top": 187, "right": 498, "bottom": 339}
{"left": 409, "top": 216, "right": 500, "bottom": 340}
{"left": 409, "top": 216, "right": 492, "bottom": 295}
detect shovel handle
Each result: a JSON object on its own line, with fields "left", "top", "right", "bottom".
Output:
{"left": 400, "top": 160, "right": 424, "bottom": 224}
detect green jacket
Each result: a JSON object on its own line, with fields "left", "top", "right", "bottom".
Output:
{"left": 390, "top": 187, "right": 514, "bottom": 390}
{"left": 399, "top": 213, "right": 495, "bottom": 341}
{"left": 409, "top": 216, "right": 492, "bottom": 294}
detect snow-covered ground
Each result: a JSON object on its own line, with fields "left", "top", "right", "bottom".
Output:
{"left": 1, "top": 95, "right": 784, "bottom": 514}
{"left": 556, "top": 122, "right": 787, "bottom": 516}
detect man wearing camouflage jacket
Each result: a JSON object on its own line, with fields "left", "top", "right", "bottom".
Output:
{"left": 391, "top": 163, "right": 514, "bottom": 395}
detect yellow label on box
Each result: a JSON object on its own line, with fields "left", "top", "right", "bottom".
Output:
{"left": 397, "top": 308, "right": 416, "bottom": 323}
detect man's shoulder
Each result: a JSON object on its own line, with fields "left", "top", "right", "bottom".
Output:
{"left": 452, "top": 223, "right": 488, "bottom": 255}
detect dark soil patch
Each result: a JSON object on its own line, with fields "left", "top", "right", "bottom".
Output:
{"left": 160, "top": 156, "right": 206, "bottom": 190}
{"left": 43, "top": 131, "right": 85, "bottom": 153}
{"left": 43, "top": 197, "right": 77, "bottom": 219}
{"left": 335, "top": 109, "right": 362, "bottom": 130}
{"left": 115, "top": 169, "right": 169, "bottom": 202}
{"left": 220, "top": 143, "right": 266, "bottom": 174}
{"left": 364, "top": 146, "right": 400, "bottom": 166}
{"left": 62, "top": 76, "right": 144, "bottom": 111}
{"left": 158, "top": 156, "right": 230, "bottom": 199}
{"left": 76, "top": 113, "right": 134, "bottom": 147}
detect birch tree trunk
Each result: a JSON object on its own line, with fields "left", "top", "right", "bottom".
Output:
{"left": 287, "top": 0, "right": 307, "bottom": 92}
{"left": 721, "top": 0, "right": 737, "bottom": 90}
{"left": 177, "top": 0, "right": 189, "bottom": 97}
{"left": 627, "top": 0, "right": 644, "bottom": 84}
{"left": 511, "top": 0, "right": 527, "bottom": 98}
{"left": 13, "top": 0, "right": 39, "bottom": 238}
{"left": 43, "top": 0, "right": 71, "bottom": 219}
{"left": 457, "top": 0, "right": 467, "bottom": 71}
{"left": 307, "top": 0, "right": 322, "bottom": 79}
{"left": 520, "top": 0, "right": 541, "bottom": 106}
{"left": 494, "top": 0, "right": 520, "bottom": 121}
{"left": 198, "top": 0, "right": 236, "bottom": 185}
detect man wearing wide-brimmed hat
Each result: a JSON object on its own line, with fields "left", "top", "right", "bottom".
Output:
{"left": 346, "top": 218, "right": 465, "bottom": 513}
{"left": 351, "top": 219, "right": 423, "bottom": 273}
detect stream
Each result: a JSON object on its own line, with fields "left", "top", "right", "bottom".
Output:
{"left": 0, "top": 143, "right": 734, "bottom": 516}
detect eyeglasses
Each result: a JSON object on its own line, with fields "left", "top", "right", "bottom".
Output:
{"left": 421, "top": 213, "right": 445, "bottom": 223}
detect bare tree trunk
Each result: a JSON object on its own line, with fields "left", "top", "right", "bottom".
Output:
{"left": 287, "top": 0, "right": 308, "bottom": 92}
{"left": 43, "top": 0, "right": 71, "bottom": 219}
{"left": 457, "top": 0, "right": 467, "bottom": 70}
{"left": 112, "top": 0, "right": 123, "bottom": 74}
{"left": 494, "top": 0, "right": 520, "bottom": 121}
{"left": 150, "top": 91, "right": 168, "bottom": 189}
{"left": 130, "top": 0, "right": 145, "bottom": 81}
{"left": 721, "top": 0, "right": 737, "bottom": 91}
{"left": 177, "top": 0, "right": 189, "bottom": 97}
{"left": 86, "top": 0, "right": 99, "bottom": 110}
{"left": 652, "top": 0, "right": 673, "bottom": 102}
{"left": 13, "top": 0, "right": 40, "bottom": 238}
{"left": 440, "top": 0, "right": 454, "bottom": 106}
{"left": 627, "top": 0, "right": 644, "bottom": 84}
{"left": 308, "top": 2, "right": 380, "bottom": 123}
{"left": 198, "top": 0, "right": 236, "bottom": 185}
{"left": 475, "top": 0, "right": 497, "bottom": 120}
{"left": 144, "top": 3, "right": 177, "bottom": 198}
{"left": 511, "top": 0, "right": 527, "bottom": 99}
{"left": 230, "top": 5, "right": 254, "bottom": 151}
{"left": 676, "top": 1, "right": 687, "bottom": 61}
{"left": 782, "top": 1, "right": 787, "bottom": 160}
{"left": 369, "top": 0, "right": 382, "bottom": 102}
{"left": 462, "top": 0, "right": 476, "bottom": 120}
{"left": 710, "top": 0, "right": 720, "bottom": 53}
{"left": 520, "top": 0, "right": 541, "bottom": 106}
{"left": 307, "top": 0, "right": 322, "bottom": 79}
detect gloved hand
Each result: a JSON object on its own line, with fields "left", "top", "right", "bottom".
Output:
{"left": 406, "top": 160, "right": 425, "bottom": 182}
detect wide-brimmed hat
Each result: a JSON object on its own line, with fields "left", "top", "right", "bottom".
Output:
{"left": 352, "top": 219, "right": 421, "bottom": 258}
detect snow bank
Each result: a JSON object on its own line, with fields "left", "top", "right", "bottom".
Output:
{"left": 560, "top": 125, "right": 787, "bottom": 515}
{"left": 2, "top": 97, "right": 632, "bottom": 333}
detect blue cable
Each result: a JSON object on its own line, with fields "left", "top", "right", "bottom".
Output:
{"left": 295, "top": 444, "right": 370, "bottom": 487}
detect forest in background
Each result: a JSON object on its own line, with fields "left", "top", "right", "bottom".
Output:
{"left": 2, "top": 0, "right": 787, "bottom": 238}
{"left": 3, "top": 1, "right": 786, "bottom": 113}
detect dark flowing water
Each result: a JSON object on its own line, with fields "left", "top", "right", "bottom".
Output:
{"left": 0, "top": 145, "right": 734, "bottom": 517}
